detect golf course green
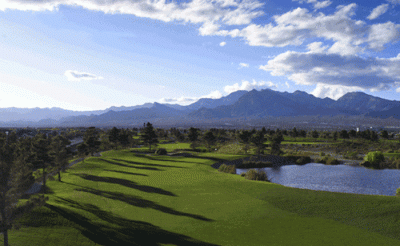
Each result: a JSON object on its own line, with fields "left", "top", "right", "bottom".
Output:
{"left": 7, "top": 146, "right": 400, "bottom": 246}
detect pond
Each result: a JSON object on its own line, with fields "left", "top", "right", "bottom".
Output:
{"left": 237, "top": 163, "right": 400, "bottom": 196}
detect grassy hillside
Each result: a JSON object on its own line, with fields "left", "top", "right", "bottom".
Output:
{"left": 6, "top": 146, "right": 400, "bottom": 246}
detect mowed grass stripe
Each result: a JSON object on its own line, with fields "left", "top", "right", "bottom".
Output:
{"left": 6, "top": 149, "right": 400, "bottom": 246}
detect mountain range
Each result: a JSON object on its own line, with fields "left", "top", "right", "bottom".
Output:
{"left": 1, "top": 89, "right": 400, "bottom": 127}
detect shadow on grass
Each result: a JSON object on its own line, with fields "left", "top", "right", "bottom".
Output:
{"left": 102, "top": 169, "right": 148, "bottom": 176}
{"left": 75, "top": 186, "right": 214, "bottom": 222}
{"left": 47, "top": 199, "right": 219, "bottom": 246}
{"left": 73, "top": 173, "right": 176, "bottom": 196}
{"left": 112, "top": 158, "right": 186, "bottom": 169}
{"left": 137, "top": 154, "right": 211, "bottom": 165}
{"left": 100, "top": 158, "right": 163, "bottom": 171}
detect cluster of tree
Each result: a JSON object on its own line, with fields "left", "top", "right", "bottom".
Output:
{"left": 0, "top": 132, "right": 53, "bottom": 246}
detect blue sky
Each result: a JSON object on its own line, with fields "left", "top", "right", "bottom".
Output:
{"left": 0, "top": 0, "right": 399, "bottom": 110}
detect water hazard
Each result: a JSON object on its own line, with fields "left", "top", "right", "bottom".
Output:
{"left": 237, "top": 163, "right": 400, "bottom": 196}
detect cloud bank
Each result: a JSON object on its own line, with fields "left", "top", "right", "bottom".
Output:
{"left": 160, "top": 90, "right": 222, "bottom": 104}
{"left": 224, "top": 80, "right": 277, "bottom": 94}
{"left": 260, "top": 51, "right": 400, "bottom": 98}
{"left": 0, "top": 0, "right": 264, "bottom": 36}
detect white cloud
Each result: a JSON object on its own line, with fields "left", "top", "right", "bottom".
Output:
{"left": 367, "top": 21, "right": 400, "bottom": 50}
{"left": 219, "top": 41, "right": 226, "bottom": 46}
{"left": 0, "top": 0, "right": 264, "bottom": 36}
{"left": 260, "top": 50, "right": 400, "bottom": 94}
{"left": 311, "top": 83, "right": 364, "bottom": 99}
{"left": 160, "top": 90, "right": 222, "bottom": 105}
{"left": 293, "top": 0, "right": 332, "bottom": 10}
{"left": 307, "top": 42, "right": 329, "bottom": 53}
{"left": 239, "top": 63, "right": 249, "bottom": 68}
{"left": 387, "top": 0, "right": 400, "bottom": 5}
{"left": 64, "top": 70, "right": 103, "bottom": 81}
{"left": 213, "top": 4, "right": 400, "bottom": 56}
{"left": 285, "top": 81, "right": 290, "bottom": 88}
{"left": 313, "top": 1, "right": 332, "bottom": 10}
{"left": 367, "top": 4, "right": 389, "bottom": 20}
{"left": 5, "top": 1, "right": 399, "bottom": 56}
{"left": 224, "top": 79, "right": 277, "bottom": 94}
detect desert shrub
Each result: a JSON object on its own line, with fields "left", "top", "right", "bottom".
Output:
{"left": 317, "top": 156, "right": 341, "bottom": 165}
{"left": 379, "top": 157, "right": 400, "bottom": 169}
{"left": 344, "top": 151, "right": 359, "bottom": 159}
{"left": 244, "top": 169, "right": 268, "bottom": 181}
{"left": 363, "top": 151, "right": 385, "bottom": 169}
{"left": 218, "top": 164, "right": 236, "bottom": 174}
{"left": 296, "top": 156, "right": 312, "bottom": 165}
{"left": 155, "top": 148, "right": 167, "bottom": 155}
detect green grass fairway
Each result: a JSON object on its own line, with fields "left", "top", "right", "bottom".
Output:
{"left": 7, "top": 149, "right": 400, "bottom": 246}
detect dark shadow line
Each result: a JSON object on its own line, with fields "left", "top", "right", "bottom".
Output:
{"left": 49, "top": 198, "right": 220, "bottom": 246}
{"left": 112, "top": 158, "right": 185, "bottom": 169}
{"left": 73, "top": 173, "right": 176, "bottom": 196}
{"left": 100, "top": 158, "right": 163, "bottom": 171}
{"left": 136, "top": 154, "right": 211, "bottom": 165}
{"left": 102, "top": 169, "right": 148, "bottom": 176}
{"left": 75, "top": 187, "right": 214, "bottom": 222}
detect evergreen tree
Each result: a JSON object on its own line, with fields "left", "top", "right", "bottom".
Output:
{"left": 238, "top": 130, "right": 252, "bottom": 154}
{"left": 118, "top": 129, "right": 133, "bottom": 148}
{"left": 203, "top": 131, "right": 216, "bottom": 151}
{"left": 311, "top": 130, "right": 319, "bottom": 139}
{"left": 141, "top": 122, "right": 159, "bottom": 151}
{"left": 108, "top": 127, "right": 120, "bottom": 149}
{"left": 381, "top": 130, "right": 389, "bottom": 139}
{"left": 188, "top": 127, "right": 200, "bottom": 150}
{"left": 270, "top": 133, "right": 284, "bottom": 155}
{"left": 83, "top": 127, "right": 101, "bottom": 156}
{"left": 0, "top": 133, "right": 47, "bottom": 246}
{"left": 250, "top": 130, "right": 266, "bottom": 156}
{"left": 31, "top": 133, "right": 52, "bottom": 193}
{"left": 49, "top": 135, "right": 71, "bottom": 182}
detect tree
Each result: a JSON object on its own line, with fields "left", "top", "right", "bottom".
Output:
{"left": 290, "top": 127, "right": 298, "bottom": 141}
{"left": 1, "top": 133, "right": 47, "bottom": 246}
{"left": 381, "top": 130, "right": 389, "bottom": 139}
{"left": 188, "top": 127, "right": 200, "bottom": 150}
{"left": 49, "top": 135, "right": 71, "bottom": 182}
{"left": 349, "top": 129, "right": 357, "bottom": 138}
{"left": 333, "top": 131, "right": 338, "bottom": 141}
{"left": 141, "top": 122, "right": 159, "bottom": 151}
{"left": 270, "top": 133, "right": 284, "bottom": 155}
{"left": 31, "top": 134, "right": 52, "bottom": 193}
{"left": 118, "top": 129, "right": 133, "bottom": 148}
{"left": 108, "top": 127, "right": 120, "bottom": 149}
{"left": 203, "top": 131, "right": 216, "bottom": 151}
{"left": 339, "top": 130, "right": 349, "bottom": 139}
{"left": 364, "top": 151, "right": 385, "bottom": 169}
{"left": 83, "top": 127, "right": 101, "bottom": 156}
{"left": 238, "top": 130, "right": 252, "bottom": 154}
{"left": 311, "top": 130, "right": 319, "bottom": 139}
{"left": 77, "top": 142, "right": 88, "bottom": 157}
{"left": 250, "top": 130, "right": 266, "bottom": 156}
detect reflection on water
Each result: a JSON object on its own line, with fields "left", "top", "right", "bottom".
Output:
{"left": 237, "top": 163, "right": 400, "bottom": 196}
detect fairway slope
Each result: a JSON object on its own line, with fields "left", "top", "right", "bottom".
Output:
{"left": 8, "top": 149, "right": 400, "bottom": 246}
